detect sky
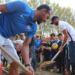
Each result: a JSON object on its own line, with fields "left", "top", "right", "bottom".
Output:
{"left": 53, "top": 0, "right": 75, "bottom": 11}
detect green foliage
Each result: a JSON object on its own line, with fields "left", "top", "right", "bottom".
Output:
{"left": 3, "top": 0, "right": 75, "bottom": 35}
{"left": 23, "top": 0, "right": 75, "bottom": 35}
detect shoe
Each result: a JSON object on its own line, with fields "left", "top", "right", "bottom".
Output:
{"left": 57, "top": 69, "right": 59, "bottom": 72}
{"left": 65, "top": 71, "right": 70, "bottom": 75}
{"left": 50, "top": 69, "right": 54, "bottom": 72}
{"left": 7, "top": 64, "right": 10, "bottom": 67}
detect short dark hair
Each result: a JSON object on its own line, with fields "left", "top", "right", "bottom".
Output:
{"left": 37, "top": 4, "right": 51, "bottom": 13}
{"left": 57, "top": 33, "right": 63, "bottom": 36}
{"left": 50, "top": 33, "right": 55, "bottom": 37}
{"left": 36, "top": 35, "right": 39, "bottom": 37}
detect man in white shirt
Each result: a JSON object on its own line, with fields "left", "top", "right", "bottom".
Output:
{"left": 51, "top": 16, "right": 75, "bottom": 50}
{"left": 50, "top": 16, "right": 75, "bottom": 74}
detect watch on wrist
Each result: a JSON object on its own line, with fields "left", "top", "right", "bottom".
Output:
{"left": 25, "top": 64, "right": 31, "bottom": 67}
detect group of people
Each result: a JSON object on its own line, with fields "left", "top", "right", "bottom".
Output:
{"left": 0, "top": 0, "right": 75, "bottom": 75}
{"left": 29, "top": 32, "right": 74, "bottom": 75}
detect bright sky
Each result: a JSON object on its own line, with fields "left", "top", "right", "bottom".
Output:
{"left": 53, "top": 0, "right": 75, "bottom": 11}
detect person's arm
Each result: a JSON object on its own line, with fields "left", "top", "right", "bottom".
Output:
{"left": 0, "top": 1, "right": 28, "bottom": 13}
{"left": 35, "top": 47, "right": 38, "bottom": 50}
{"left": 59, "top": 29, "right": 68, "bottom": 52}
{"left": 37, "top": 46, "right": 41, "bottom": 50}
{"left": 44, "top": 47, "right": 51, "bottom": 51}
{"left": 21, "top": 36, "right": 34, "bottom": 75}
{"left": 0, "top": 4, "right": 7, "bottom": 12}
{"left": 61, "top": 29, "right": 68, "bottom": 46}
{"left": 22, "top": 36, "right": 31, "bottom": 64}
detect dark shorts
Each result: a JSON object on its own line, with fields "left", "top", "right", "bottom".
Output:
{"left": 35, "top": 52, "right": 41, "bottom": 53}
{"left": 17, "top": 51, "right": 21, "bottom": 55}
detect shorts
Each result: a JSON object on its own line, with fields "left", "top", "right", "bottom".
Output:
{"left": 0, "top": 35, "right": 20, "bottom": 64}
{"left": 35, "top": 52, "right": 41, "bottom": 53}
{"left": 17, "top": 51, "right": 21, "bottom": 55}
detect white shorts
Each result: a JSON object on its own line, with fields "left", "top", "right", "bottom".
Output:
{"left": 0, "top": 35, "right": 20, "bottom": 64}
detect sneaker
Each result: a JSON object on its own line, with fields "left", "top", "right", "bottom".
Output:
{"left": 39, "top": 62, "right": 41, "bottom": 64}
{"left": 7, "top": 64, "right": 10, "bottom": 67}
{"left": 57, "top": 69, "right": 59, "bottom": 72}
{"left": 50, "top": 69, "right": 54, "bottom": 72}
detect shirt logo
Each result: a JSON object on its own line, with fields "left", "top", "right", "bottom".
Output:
{"left": 38, "top": 42, "right": 40, "bottom": 44}
{"left": 21, "top": 15, "right": 24, "bottom": 19}
{"left": 26, "top": 25, "right": 30, "bottom": 30}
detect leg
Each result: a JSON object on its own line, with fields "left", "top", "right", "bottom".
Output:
{"left": 9, "top": 62, "right": 19, "bottom": 75}
{"left": 0, "top": 60, "right": 3, "bottom": 75}
{"left": 30, "top": 46, "right": 36, "bottom": 69}
{"left": 35, "top": 53, "right": 38, "bottom": 62}
{"left": 38, "top": 53, "right": 40, "bottom": 62}
{"left": 57, "top": 57, "right": 61, "bottom": 72}
{"left": 66, "top": 59, "right": 70, "bottom": 72}
{"left": 1, "top": 39, "right": 20, "bottom": 75}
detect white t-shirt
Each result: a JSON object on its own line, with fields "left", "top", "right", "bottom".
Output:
{"left": 58, "top": 21, "right": 75, "bottom": 41}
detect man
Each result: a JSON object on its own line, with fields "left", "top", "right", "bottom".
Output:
{"left": 51, "top": 16, "right": 75, "bottom": 75}
{"left": 0, "top": 1, "right": 52, "bottom": 75}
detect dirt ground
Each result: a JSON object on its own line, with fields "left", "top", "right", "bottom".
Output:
{"left": 2, "top": 67, "right": 62, "bottom": 75}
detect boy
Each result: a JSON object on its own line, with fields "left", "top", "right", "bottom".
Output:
{"left": 56, "top": 33, "right": 65, "bottom": 73}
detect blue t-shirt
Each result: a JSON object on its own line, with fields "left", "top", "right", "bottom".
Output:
{"left": 34, "top": 40, "right": 41, "bottom": 52}
{"left": 50, "top": 40, "right": 59, "bottom": 56}
{"left": 0, "top": 1, "right": 37, "bottom": 38}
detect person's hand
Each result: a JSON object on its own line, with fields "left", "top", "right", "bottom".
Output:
{"left": 15, "top": 43, "right": 22, "bottom": 51}
{"left": 59, "top": 46, "right": 63, "bottom": 53}
{"left": 25, "top": 66, "right": 34, "bottom": 75}
{"left": 44, "top": 46, "right": 46, "bottom": 49}
{"left": 37, "top": 47, "right": 40, "bottom": 50}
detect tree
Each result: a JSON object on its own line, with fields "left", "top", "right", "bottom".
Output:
{"left": 1, "top": 0, "right": 75, "bottom": 35}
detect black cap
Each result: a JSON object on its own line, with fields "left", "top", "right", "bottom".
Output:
{"left": 50, "top": 16, "right": 59, "bottom": 24}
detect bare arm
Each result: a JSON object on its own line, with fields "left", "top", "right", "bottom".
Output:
{"left": 0, "top": 3, "right": 7, "bottom": 12}
{"left": 21, "top": 36, "right": 31, "bottom": 64}
{"left": 61, "top": 29, "right": 68, "bottom": 46}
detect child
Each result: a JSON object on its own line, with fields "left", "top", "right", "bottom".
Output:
{"left": 35, "top": 35, "right": 41, "bottom": 63}
{"left": 42, "top": 37, "right": 51, "bottom": 71}
{"left": 56, "top": 33, "right": 65, "bottom": 73}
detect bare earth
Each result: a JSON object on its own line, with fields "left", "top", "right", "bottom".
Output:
{"left": 2, "top": 67, "right": 62, "bottom": 75}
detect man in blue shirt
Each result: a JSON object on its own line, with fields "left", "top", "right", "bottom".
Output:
{"left": 0, "top": 0, "right": 52, "bottom": 75}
